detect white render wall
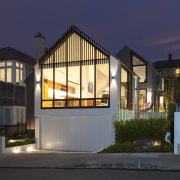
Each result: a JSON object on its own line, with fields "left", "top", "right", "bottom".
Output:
{"left": 36, "top": 115, "right": 113, "bottom": 151}
{"left": 174, "top": 112, "right": 180, "bottom": 154}
{"left": 35, "top": 56, "right": 119, "bottom": 152}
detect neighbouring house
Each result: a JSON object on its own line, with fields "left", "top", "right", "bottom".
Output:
{"left": 0, "top": 47, "right": 36, "bottom": 135}
{"left": 153, "top": 54, "right": 180, "bottom": 106}
{"left": 115, "top": 46, "right": 164, "bottom": 116}
{"left": 34, "top": 26, "right": 139, "bottom": 151}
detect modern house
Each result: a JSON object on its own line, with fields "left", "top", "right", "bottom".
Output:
{"left": 115, "top": 46, "right": 164, "bottom": 114}
{"left": 153, "top": 54, "right": 180, "bottom": 105}
{"left": 34, "top": 26, "right": 139, "bottom": 151}
{"left": 0, "top": 47, "right": 36, "bottom": 134}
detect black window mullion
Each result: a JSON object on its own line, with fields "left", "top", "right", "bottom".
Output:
{"left": 53, "top": 51, "right": 55, "bottom": 108}
{"left": 66, "top": 39, "right": 68, "bottom": 107}
{"left": 80, "top": 38, "right": 82, "bottom": 107}
{"left": 94, "top": 48, "right": 97, "bottom": 107}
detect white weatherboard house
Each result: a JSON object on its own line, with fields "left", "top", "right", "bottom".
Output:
{"left": 34, "top": 26, "right": 139, "bottom": 152}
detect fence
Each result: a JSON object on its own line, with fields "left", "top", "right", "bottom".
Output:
{"left": 118, "top": 104, "right": 171, "bottom": 120}
{"left": 0, "top": 123, "right": 27, "bottom": 136}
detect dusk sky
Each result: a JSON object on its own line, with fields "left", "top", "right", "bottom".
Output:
{"left": 1, "top": 0, "right": 180, "bottom": 62}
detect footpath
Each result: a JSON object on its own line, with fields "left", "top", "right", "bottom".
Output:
{"left": 0, "top": 151, "right": 180, "bottom": 171}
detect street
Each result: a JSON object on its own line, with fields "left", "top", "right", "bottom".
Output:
{"left": 0, "top": 169, "right": 180, "bottom": 180}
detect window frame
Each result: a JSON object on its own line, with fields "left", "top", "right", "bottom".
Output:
{"left": 131, "top": 54, "right": 147, "bottom": 83}
{"left": 41, "top": 61, "right": 110, "bottom": 109}
{"left": 120, "top": 65, "right": 133, "bottom": 110}
{"left": 0, "top": 60, "right": 13, "bottom": 83}
{"left": 15, "top": 61, "right": 24, "bottom": 85}
{"left": 139, "top": 89, "right": 147, "bottom": 108}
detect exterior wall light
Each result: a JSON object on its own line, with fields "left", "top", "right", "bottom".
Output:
{"left": 112, "top": 76, "right": 115, "bottom": 80}
{"left": 36, "top": 80, "right": 40, "bottom": 84}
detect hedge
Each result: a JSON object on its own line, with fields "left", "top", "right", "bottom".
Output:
{"left": 114, "top": 118, "right": 168, "bottom": 144}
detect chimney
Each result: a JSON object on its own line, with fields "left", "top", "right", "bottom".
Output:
{"left": 35, "top": 32, "right": 45, "bottom": 62}
{"left": 168, "top": 54, "right": 172, "bottom": 61}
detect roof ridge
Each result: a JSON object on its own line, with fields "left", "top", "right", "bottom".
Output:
{"left": 40, "top": 25, "right": 110, "bottom": 61}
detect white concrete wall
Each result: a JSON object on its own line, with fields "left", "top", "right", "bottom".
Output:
{"left": 174, "top": 112, "right": 180, "bottom": 154}
{"left": 35, "top": 56, "right": 119, "bottom": 152}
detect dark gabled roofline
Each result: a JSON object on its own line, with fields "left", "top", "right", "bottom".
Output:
{"left": 116, "top": 45, "right": 149, "bottom": 65}
{"left": 153, "top": 59, "right": 180, "bottom": 69}
{"left": 113, "top": 54, "right": 140, "bottom": 78}
{"left": 39, "top": 25, "right": 110, "bottom": 63}
{"left": 0, "top": 47, "right": 36, "bottom": 66}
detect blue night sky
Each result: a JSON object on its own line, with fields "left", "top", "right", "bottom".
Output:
{"left": 0, "top": 0, "right": 180, "bottom": 62}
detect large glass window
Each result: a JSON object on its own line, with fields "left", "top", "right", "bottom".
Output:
{"left": 54, "top": 67, "right": 66, "bottom": 107}
{"left": 121, "top": 67, "right": 128, "bottom": 108}
{"left": 42, "top": 68, "right": 53, "bottom": 108}
{"left": 133, "top": 66, "right": 146, "bottom": 82}
{"left": 121, "top": 66, "right": 132, "bottom": 109}
{"left": 68, "top": 66, "right": 80, "bottom": 107}
{"left": 81, "top": 65, "right": 94, "bottom": 107}
{"left": 0, "top": 69, "right": 5, "bottom": 81}
{"left": 139, "top": 89, "right": 147, "bottom": 109}
{"left": 161, "top": 78, "right": 164, "bottom": 91}
{"left": 0, "top": 61, "right": 12, "bottom": 83}
{"left": 132, "top": 55, "right": 147, "bottom": 83}
{"left": 16, "top": 62, "right": 23, "bottom": 85}
{"left": 96, "top": 63, "right": 109, "bottom": 106}
{"left": 7, "top": 68, "right": 12, "bottom": 82}
{"left": 42, "top": 62, "right": 109, "bottom": 108}
{"left": 40, "top": 31, "right": 110, "bottom": 108}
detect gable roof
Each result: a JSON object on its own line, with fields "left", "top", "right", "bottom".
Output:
{"left": 0, "top": 47, "right": 36, "bottom": 66}
{"left": 39, "top": 25, "right": 110, "bottom": 65}
{"left": 116, "top": 45, "right": 149, "bottom": 64}
{"left": 153, "top": 59, "right": 180, "bottom": 69}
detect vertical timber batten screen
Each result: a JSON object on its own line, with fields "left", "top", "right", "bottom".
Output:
{"left": 40, "top": 31, "right": 110, "bottom": 109}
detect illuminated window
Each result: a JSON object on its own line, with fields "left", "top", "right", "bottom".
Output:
{"left": 16, "top": 69, "right": 19, "bottom": 83}
{"left": 162, "top": 78, "right": 164, "bottom": 91}
{"left": 121, "top": 66, "right": 132, "bottom": 109}
{"left": 139, "top": 89, "right": 146, "bottom": 108}
{"left": 7, "top": 68, "right": 12, "bottom": 82}
{"left": 132, "top": 55, "right": 147, "bottom": 82}
{"left": 0, "top": 61, "right": 12, "bottom": 82}
{"left": 41, "top": 31, "right": 110, "bottom": 108}
{"left": 176, "top": 69, "right": 180, "bottom": 77}
{"left": 0, "top": 69, "right": 5, "bottom": 81}
{"left": 81, "top": 65, "right": 94, "bottom": 107}
{"left": 96, "top": 63, "right": 109, "bottom": 106}
{"left": 16, "top": 62, "right": 23, "bottom": 85}
{"left": 0, "top": 62, "right": 5, "bottom": 67}
{"left": 121, "top": 67, "right": 128, "bottom": 108}
{"left": 160, "top": 96, "right": 163, "bottom": 107}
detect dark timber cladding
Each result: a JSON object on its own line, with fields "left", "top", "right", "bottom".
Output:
{"left": 39, "top": 25, "right": 110, "bottom": 68}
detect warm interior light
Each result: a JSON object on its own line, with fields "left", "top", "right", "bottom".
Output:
{"left": 176, "top": 69, "right": 180, "bottom": 74}
{"left": 48, "top": 88, "right": 79, "bottom": 99}
{"left": 147, "top": 92, "right": 152, "bottom": 103}
{"left": 160, "top": 96, "right": 163, "bottom": 104}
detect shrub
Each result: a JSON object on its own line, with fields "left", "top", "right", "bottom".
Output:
{"left": 114, "top": 118, "right": 168, "bottom": 144}
{"left": 6, "top": 138, "right": 35, "bottom": 148}
{"left": 167, "top": 103, "right": 176, "bottom": 120}
{"left": 100, "top": 142, "right": 173, "bottom": 153}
